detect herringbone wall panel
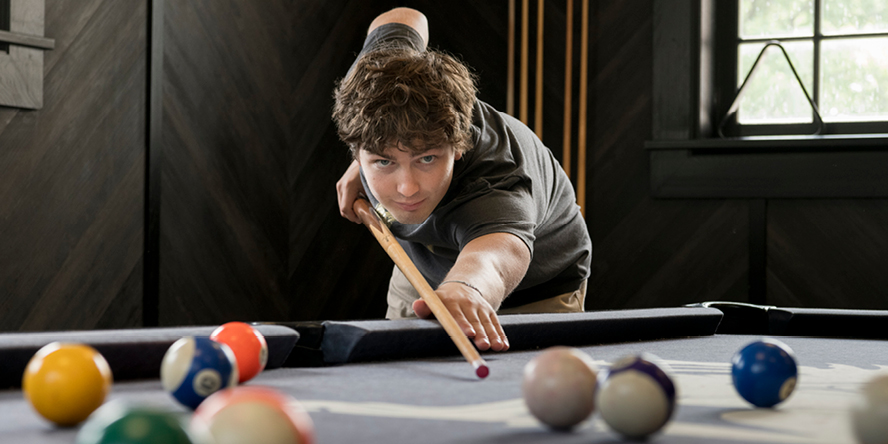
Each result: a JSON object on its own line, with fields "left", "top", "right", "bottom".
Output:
{"left": 0, "top": 0, "right": 146, "bottom": 332}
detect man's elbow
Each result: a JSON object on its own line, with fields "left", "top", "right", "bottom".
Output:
{"left": 367, "top": 7, "right": 429, "bottom": 45}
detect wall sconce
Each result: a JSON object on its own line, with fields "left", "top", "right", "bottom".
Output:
{"left": 0, "top": 0, "right": 54, "bottom": 109}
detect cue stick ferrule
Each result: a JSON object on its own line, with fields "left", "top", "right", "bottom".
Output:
{"left": 353, "top": 198, "right": 490, "bottom": 379}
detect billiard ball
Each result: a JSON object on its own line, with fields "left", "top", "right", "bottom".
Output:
{"left": 161, "top": 336, "right": 239, "bottom": 410}
{"left": 522, "top": 346, "right": 598, "bottom": 430}
{"left": 76, "top": 400, "right": 213, "bottom": 444}
{"left": 22, "top": 342, "right": 113, "bottom": 426}
{"left": 210, "top": 322, "right": 268, "bottom": 383}
{"left": 850, "top": 373, "right": 888, "bottom": 444}
{"left": 596, "top": 354, "right": 677, "bottom": 439}
{"left": 731, "top": 338, "right": 798, "bottom": 408}
{"left": 193, "top": 386, "right": 316, "bottom": 444}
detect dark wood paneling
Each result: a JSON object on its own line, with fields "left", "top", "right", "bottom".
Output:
{"left": 0, "top": 0, "right": 146, "bottom": 332}
{"left": 586, "top": 0, "right": 749, "bottom": 309}
{"left": 160, "top": 0, "right": 297, "bottom": 325}
{"left": 407, "top": 1, "right": 510, "bottom": 111}
{"left": 285, "top": 1, "right": 393, "bottom": 321}
{"left": 648, "top": 140, "right": 888, "bottom": 198}
{"left": 768, "top": 200, "right": 888, "bottom": 309}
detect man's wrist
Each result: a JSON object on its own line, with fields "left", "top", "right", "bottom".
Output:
{"left": 439, "top": 280, "right": 483, "bottom": 298}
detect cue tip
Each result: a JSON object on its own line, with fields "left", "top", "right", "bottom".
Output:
{"left": 473, "top": 360, "right": 490, "bottom": 379}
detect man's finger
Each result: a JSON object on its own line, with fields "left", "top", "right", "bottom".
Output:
{"left": 462, "top": 311, "right": 490, "bottom": 351}
{"left": 482, "top": 313, "right": 508, "bottom": 352}
{"left": 412, "top": 299, "right": 433, "bottom": 318}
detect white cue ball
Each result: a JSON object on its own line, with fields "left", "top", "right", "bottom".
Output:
{"left": 597, "top": 354, "right": 677, "bottom": 439}
{"left": 851, "top": 373, "right": 888, "bottom": 444}
{"left": 522, "top": 346, "right": 598, "bottom": 430}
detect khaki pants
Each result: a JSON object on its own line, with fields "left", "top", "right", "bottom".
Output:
{"left": 385, "top": 265, "right": 587, "bottom": 319}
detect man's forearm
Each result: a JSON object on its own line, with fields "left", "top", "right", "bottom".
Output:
{"left": 442, "top": 232, "right": 531, "bottom": 310}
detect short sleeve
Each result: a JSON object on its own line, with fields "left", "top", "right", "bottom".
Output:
{"left": 447, "top": 179, "right": 538, "bottom": 257}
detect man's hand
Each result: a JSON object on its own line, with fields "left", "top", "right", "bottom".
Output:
{"left": 413, "top": 283, "right": 510, "bottom": 352}
{"left": 411, "top": 232, "right": 529, "bottom": 352}
{"left": 336, "top": 159, "right": 364, "bottom": 224}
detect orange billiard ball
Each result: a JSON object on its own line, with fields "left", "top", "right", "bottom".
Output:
{"left": 22, "top": 342, "right": 113, "bottom": 426}
{"left": 210, "top": 322, "right": 268, "bottom": 383}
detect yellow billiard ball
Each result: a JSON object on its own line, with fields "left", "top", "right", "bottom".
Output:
{"left": 22, "top": 342, "right": 113, "bottom": 426}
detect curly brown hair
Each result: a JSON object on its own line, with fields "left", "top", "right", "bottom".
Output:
{"left": 333, "top": 45, "right": 478, "bottom": 158}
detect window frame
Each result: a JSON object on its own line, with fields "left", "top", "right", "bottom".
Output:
{"left": 648, "top": 0, "right": 888, "bottom": 199}
{"left": 716, "top": 0, "right": 888, "bottom": 137}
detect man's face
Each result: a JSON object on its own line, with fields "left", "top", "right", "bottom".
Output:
{"left": 358, "top": 142, "right": 462, "bottom": 225}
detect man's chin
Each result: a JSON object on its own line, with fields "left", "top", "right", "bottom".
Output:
{"left": 389, "top": 210, "right": 431, "bottom": 225}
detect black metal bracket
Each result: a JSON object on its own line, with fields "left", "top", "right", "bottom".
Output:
{"left": 717, "top": 41, "right": 823, "bottom": 138}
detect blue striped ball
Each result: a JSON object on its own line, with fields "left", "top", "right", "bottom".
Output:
{"left": 161, "top": 336, "right": 239, "bottom": 410}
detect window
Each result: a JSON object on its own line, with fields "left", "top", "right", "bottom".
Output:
{"left": 648, "top": 0, "right": 888, "bottom": 199}
{"left": 0, "top": 0, "right": 52, "bottom": 109}
{"left": 716, "top": 0, "right": 888, "bottom": 136}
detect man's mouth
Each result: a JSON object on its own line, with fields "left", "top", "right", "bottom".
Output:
{"left": 395, "top": 200, "right": 424, "bottom": 211}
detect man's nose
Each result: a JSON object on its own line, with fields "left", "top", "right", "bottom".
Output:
{"left": 397, "top": 169, "right": 419, "bottom": 197}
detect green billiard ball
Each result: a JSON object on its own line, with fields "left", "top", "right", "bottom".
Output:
{"left": 76, "top": 401, "right": 211, "bottom": 444}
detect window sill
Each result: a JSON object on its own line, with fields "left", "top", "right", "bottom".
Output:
{"left": 645, "top": 135, "right": 888, "bottom": 198}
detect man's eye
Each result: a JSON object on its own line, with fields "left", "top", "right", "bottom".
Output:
{"left": 419, "top": 155, "right": 436, "bottom": 164}
{"left": 375, "top": 159, "right": 392, "bottom": 167}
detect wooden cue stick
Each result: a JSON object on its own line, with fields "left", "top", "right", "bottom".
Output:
{"left": 520, "top": 0, "right": 529, "bottom": 125}
{"left": 507, "top": 0, "right": 515, "bottom": 116}
{"left": 534, "top": 0, "right": 544, "bottom": 139}
{"left": 562, "top": 0, "right": 573, "bottom": 178}
{"left": 577, "top": 0, "right": 589, "bottom": 217}
{"left": 353, "top": 198, "right": 490, "bottom": 379}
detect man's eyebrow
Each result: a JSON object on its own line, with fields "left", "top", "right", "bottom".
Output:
{"left": 372, "top": 152, "right": 395, "bottom": 160}
{"left": 413, "top": 146, "right": 445, "bottom": 156}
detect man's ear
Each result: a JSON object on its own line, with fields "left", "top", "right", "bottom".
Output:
{"left": 454, "top": 150, "right": 463, "bottom": 161}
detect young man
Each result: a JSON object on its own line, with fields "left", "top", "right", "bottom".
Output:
{"left": 333, "top": 8, "right": 592, "bottom": 352}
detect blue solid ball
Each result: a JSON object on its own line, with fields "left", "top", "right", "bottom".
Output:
{"left": 161, "top": 336, "right": 239, "bottom": 410}
{"left": 731, "top": 339, "right": 798, "bottom": 408}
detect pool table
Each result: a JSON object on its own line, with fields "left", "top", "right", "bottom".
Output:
{"left": 1, "top": 304, "right": 886, "bottom": 444}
